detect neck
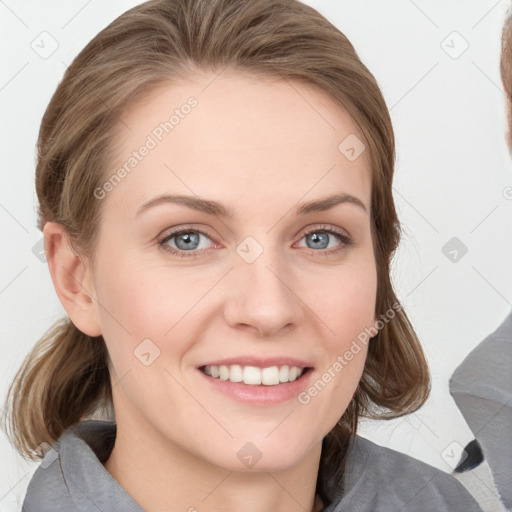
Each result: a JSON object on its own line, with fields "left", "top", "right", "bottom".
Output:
{"left": 103, "top": 411, "right": 325, "bottom": 512}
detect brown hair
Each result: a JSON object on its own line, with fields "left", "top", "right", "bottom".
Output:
{"left": 501, "top": 5, "right": 512, "bottom": 134}
{"left": 3, "top": 0, "right": 430, "bottom": 505}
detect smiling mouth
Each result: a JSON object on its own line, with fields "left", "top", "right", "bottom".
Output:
{"left": 199, "top": 364, "right": 312, "bottom": 386}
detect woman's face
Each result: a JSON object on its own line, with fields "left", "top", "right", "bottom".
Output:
{"left": 87, "top": 70, "right": 377, "bottom": 472}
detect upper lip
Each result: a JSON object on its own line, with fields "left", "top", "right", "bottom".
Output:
{"left": 198, "top": 356, "right": 314, "bottom": 369}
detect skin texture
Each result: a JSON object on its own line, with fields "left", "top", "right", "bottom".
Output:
{"left": 44, "top": 70, "right": 378, "bottom": 512}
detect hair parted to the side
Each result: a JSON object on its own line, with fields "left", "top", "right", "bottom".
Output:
{"left": 3, "top": 0, "right": 430, "bottom": 505}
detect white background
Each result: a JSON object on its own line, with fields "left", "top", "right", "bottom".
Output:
{"left": 1, "top": 0, "right": 511, "bottom": 510}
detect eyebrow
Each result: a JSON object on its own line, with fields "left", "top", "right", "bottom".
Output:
{"left": 135, "top": 192, "right": 368, "bottom": 218}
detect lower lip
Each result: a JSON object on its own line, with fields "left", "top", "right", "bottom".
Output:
{"left": 197, "top": 368, "right": 314, "bottom": 405}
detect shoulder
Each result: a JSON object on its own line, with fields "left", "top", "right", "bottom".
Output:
{"left": 327, "top": 436, "right": 483, "bottom": 512}
{"left": 451, "top": 309, "right": 512, "bottom": 388}
{"left": 449, "top": 310, "right": 512, "bottom": 510}
{"left": 449, "top": 309, "right": 512, "bottom": 437}
{"left": 22, "top": 436, "right": 77, "bottom": 512}
{"left": 22, "top": 420, "right": 121, "bottom": 512}
{"left": 23, "top": 420, "right": 142, "bottom": 512}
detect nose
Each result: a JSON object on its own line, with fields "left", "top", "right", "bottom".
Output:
{"left": 223, "top": 243, "right": 303, "bottom": 338}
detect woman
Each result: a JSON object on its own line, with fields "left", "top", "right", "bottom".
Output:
{"left": 3, "top": 0, "right": 483, "bottom": 510}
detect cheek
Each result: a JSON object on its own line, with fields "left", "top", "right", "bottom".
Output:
{"left": 312, "top": 260, "right": 377, "bottom": 343}
{"left": 93, "top": 242, "right": 199, "bottom": 335}
{"left": 91, "top": 247, "right": 224, "bottom": 386}
{"left": 303, "top": 260, "right": 376, "bottom": 415}
{"left": 90, "top": 246, "right": 176, "bottom": 370}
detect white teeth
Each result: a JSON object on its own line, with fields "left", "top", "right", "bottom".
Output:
{"left": 243, "top": 366, "right": 261, "bottom": 385}
{"left": 229, "top": 364, "right": 243, "bottom": 382}
{"left": 219, "top": 365, "right": 229, "bottom": 381}
{"left": 261, "top": 366, "right": 280, "bottom": 385}
{"left": 202, "top": 364, "right": 306, "bottom": 385}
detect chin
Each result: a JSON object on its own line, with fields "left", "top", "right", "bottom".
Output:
{"left": 209, "top": 436, "right": 316, "bottom": 473}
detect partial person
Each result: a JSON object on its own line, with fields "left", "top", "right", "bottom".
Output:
{"left": 450, "top": 6, "right": 512, "bottom": 512}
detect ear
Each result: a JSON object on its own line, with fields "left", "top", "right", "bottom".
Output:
{"left": 43, "top": 221, "right": 102, "bottom": 337}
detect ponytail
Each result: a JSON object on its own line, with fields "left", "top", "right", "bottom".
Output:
{"left": 2, "top": 318, "right": 112, "bottom": 459}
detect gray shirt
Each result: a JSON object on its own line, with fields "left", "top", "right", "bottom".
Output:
{"left": 22, "top": 420, "right": 483, "bottom": 512}
{"left": 450, "top": 310, "right": 512, "bottom": 510}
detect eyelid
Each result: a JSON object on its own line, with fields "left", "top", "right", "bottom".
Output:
{"left": 293, "top": 224, "right": 353, "bottom": 254}
{"left": 297, "top": 223, "right": 351, "bottom": 240}
{"left": 157, "top": 223, "right": 353, "bottom": 257}
{"left": 157, "top": 224, "right": 218, "bottom": 256}
{"left": 157, "top": 224, "right": 215, "bottom": 242}
{"left": 157, "top": 223, "right": 351, "bottom": 243}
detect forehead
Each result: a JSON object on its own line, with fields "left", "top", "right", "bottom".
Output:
{"left": 104, "top": 70, "right": 371, "bottom": 217}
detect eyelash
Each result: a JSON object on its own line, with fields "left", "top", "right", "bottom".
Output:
{"left": 157, "top": 224, "right": 353, "bottom": 259}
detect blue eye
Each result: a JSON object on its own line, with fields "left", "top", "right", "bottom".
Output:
{"left": 157, "top": 224, "right": 352, "bottom": 258}
{"left": 303, "top": 231, "right": 338, "bottom": 250}
{"left": 158, "top": 228, "right": 214, "bottom": 257}
{"left": 296, "top": 225, "right": 353, "bottom": 256}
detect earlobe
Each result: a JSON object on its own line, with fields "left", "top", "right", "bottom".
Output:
{"left": 43, "top": 221, "right": 102, "bottom": 337}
